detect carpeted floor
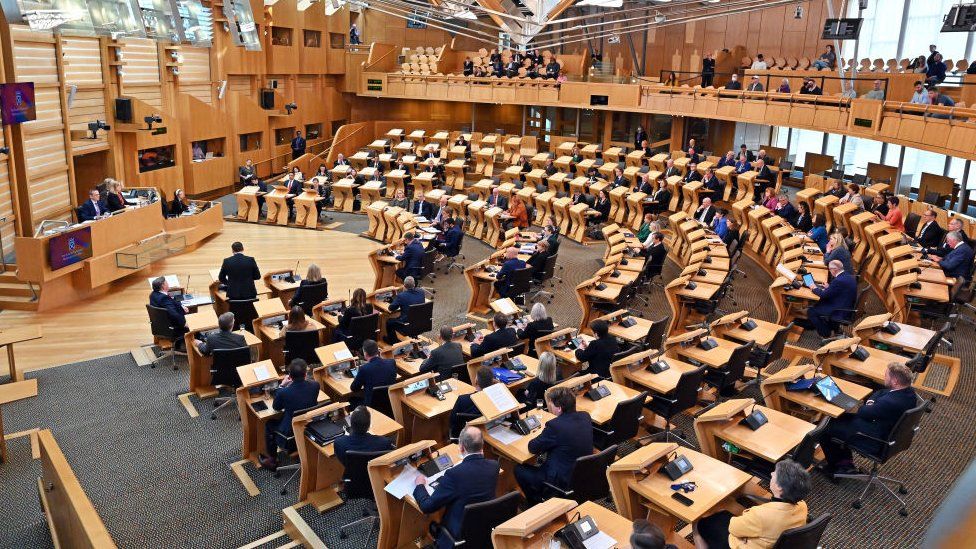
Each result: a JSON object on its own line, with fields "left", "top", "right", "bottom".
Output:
{"left": 2, "top": 205, "right": 972, "bottom": 549}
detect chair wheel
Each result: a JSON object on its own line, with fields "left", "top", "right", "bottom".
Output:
{"left": 213, "top": 400, "right": 220, "bottom": 408}
{"left": 852, "top": 500, "right": 862, "bottom": 509}
{"left": 340, "top": 532, "right": 348, "bottom": 539}
{"left": 274, "top": 472, "right": 281, "bottom": 479}
{"left": 210, "top": 414, "right": 217, "bottom": 420}
{"left": 150, "top": 364, "right": 156, "bottom": 368}
{"left": 899, "top": 508, "right": 908, "bottom": 517}
{"left": 280, "top": 488, "right": 287, "bottom": 495}
{"left": 898, "top": 485, "right": 908, "bottom": 494}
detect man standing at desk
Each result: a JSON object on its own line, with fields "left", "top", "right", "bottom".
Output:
{"left": 805, "top": 260, "right": 857, "bottom": 338}
{"left": 195, "top": 312, "right": 245, "bottom": 355}
{"left": 78, "top": 188, "right": 106, "bottom": 222}
{"left": 219, "top": 242, "right": 261, "bottom": 300}
{"left": 259, "top": 359, "right": 320, "bottom": 472}
{"left": 929, "top": 231, "right": 975, "bottom": 281}
{"left": 351, "top": 339, "right": 397, "bottom": 406}
{"left": 150, "top": 277, "right": 188, "bottom": 344}
{"left": 515, "top": 387, "right": 593, "bottom": 503}
{"left": 290, "top": 130, "right": 306, "bottom": 160}
{"left": 493, "top": 247, "right": 526, "bottom": 298}
{"left": 396, "top": 233, "right": 425, "bottom": 282}
{"left": 334, "top": 406, "right": 395, "bottom": 467}
{"left": 385, "top": 277, "right": 426, "bottom": 344}
{"left": 574, "top": 319, "right": 619, "bottom": 379}
{"left": 471, "top": 313, "right": 518, "bottom": 358}
{"left": 414, "top": 427, "right": 500, "bottom": 549}
{"left": 420, "top": 326, "right": 464, "bottom": 380}
{"left": 817, "top": 363, "right": 917, "bottom": 479}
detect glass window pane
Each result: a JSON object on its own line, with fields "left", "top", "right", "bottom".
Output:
{"left": 841, "top": 0, "right": 903, "bottom": 64}
{"left": 900, "top": 147, "right": 950, "bottom": 198}
{"left": 902, "top": 0, "right": 968, "bottom": 64}
{"left": 792, "top": 129, "right": 825, "bottom": 169}
{"left": 842, "top": 136, "right": 883, "bottom": 175}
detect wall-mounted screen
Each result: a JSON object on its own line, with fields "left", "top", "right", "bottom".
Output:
{"left": 0, "top": 83, "right": 36, "bottom": 125}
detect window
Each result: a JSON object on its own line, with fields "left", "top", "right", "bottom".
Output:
{"left": 900, "top": 147, "right": 951, "bottom": 197}
{"left": 901, "top": 0, "right": 968, "bottom": 63}
{"left": 190, "top": 138, "right": 224, "bottom": 161}
{"left": 840, "top": 0, "right": 902, "bottom": 63}
{"left": 275, "top": 128, "right": 294, "bottom": 146}
{"left": 791, "top": 129, "right": 826, "bottom": 169}
{"left": 304, "top": 30, "right": 321, "bottom": 48}
{"left": 329, "top": 33, "right": 345, "bottom": 49}
{"left": 138, "top": 146, "right": 176, "bottom": 173}
{"left": 271, "top": 27, "right": 292, "bottom": 46}
{"left": 839, "top": 135, "right": 883, "bottom": 175}
{"left": 239, "top": 132, "right": 262, "bottom": 152}
{"left": 304, "top": 123, "right": 322, "bottom": 140}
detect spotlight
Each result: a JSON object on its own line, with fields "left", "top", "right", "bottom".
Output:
{"left": 285, "top": 102, "right": 298, "bottom": 114}
{"left": 87, "top": 120, "right": 111, "bottom": 139}
{"left": 794, "top": 5, "right": 804, "bottom": 19}
{"left": 144, "top": 115, "right": 162, "bottom": 130}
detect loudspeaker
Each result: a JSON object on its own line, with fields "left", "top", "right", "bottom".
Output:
{"left": 114, "top": 98, "right": 132, "bottom": 122}
{"left": 260, "top": 89, "right": 275, "bottom": 110}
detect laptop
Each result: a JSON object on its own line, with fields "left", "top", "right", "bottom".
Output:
{"left": 815, "top": 376, "right": 859, "bottom": 411}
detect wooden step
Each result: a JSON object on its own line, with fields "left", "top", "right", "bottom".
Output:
{"left": 0, "top": 283, "right": 34, "bottom": 298}
{"left": 0, "top": 295, "right": 38, "bottom": 311}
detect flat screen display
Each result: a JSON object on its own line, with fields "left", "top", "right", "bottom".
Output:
{"left": 0, "top": 83, "right": 36, "bottom": 125}
{"left": 49, "top": 226, "right": 93, "bottom": 270}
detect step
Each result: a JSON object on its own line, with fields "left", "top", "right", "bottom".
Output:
{"left": 0, "top": 284, "right": 34, "bottom": 298}
{"left": 0, "top": 272, "right": 21, "bottom": 284}
{"left": 0, "top": 295, "right": 38, "bottom": 311}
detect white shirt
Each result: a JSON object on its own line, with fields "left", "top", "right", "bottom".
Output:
{"left": 751, "top": 60, "right": 768, "bottom": 70}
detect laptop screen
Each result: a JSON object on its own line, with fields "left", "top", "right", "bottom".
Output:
{"left": 816, "top": 376, "right": 842, "bottom": 400}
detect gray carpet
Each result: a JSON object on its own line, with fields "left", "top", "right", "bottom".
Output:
{"left": 1, "top": 207, "right": 971, "bottom": 548}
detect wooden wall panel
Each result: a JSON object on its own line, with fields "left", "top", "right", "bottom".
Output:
{"left": 61, "top": 37, "right": 103, "bottom": 85}
{"left": 228, "top": 74, "right": 252, "bottom": 97}
{"left": 178, "top": 47, "right": 213, "bottom": 104}
{"left": 67, "top": 89, "right": 108, "bottom": 132}
{"left": 121, "top": 38, "right": 161, "bottom": 85}
{"left": 28, "top": 171, "right": 70, "bottom": 220}
{"left": 179, "top": 83, "right": 213, "bottom": 105}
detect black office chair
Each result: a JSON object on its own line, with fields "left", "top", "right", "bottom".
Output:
{"left": 732, "top": 418, "right": 830, "bottom": 482}
{"left": 339, "top": 449, "right": 393, "bottom": 546}
{"left": 441, "top": 234, "right": 466, "bottom": 274}
{"left": 543, "top": 444, "right": 617, "bottom": 504}
{"left": 435, "top": 491, "right": 521, "bottom": 549}
{"left": 367, "top": 384, "right": 395, "bottom": 419}
{"left": 209, "top": 347, "right": 251, "bottom": 420}
{"left": 744, "top": 322, "right": 793, "bottom": 387}
{"left": 146, "top": 304, "right": 187, "bottom": 370}
{"left": 292, "top": 281, "right": 329, "bottom": 316}
{"left": 641, "top": 315, "right": 671, "bottom": 352}
{"left": 704, "top": 340, "right": 754, "bottom": 397}
{"left": 228, "top": 299, "right": 259, "bottom": 333}
{"left": 283, "top": 330, "right": 321, "bottom": 365}
{"left": 640, "top": 365, "right": 706, "bottom": 447}
{"left": 903, "top": 212, "right": 921, "bottom": 237}
{"left": 449, "top": 411, "right": 483, "bottom": 442}
{"left": 450, "top": 363, "right": 472, "bottom": 385}
{"left": 420, "top": 247, "right": 438, "bottom": 286}
{"left": 273, "top": 401, "right": 329, "bottom": 495}
{"left": 820, "top": 285, "right": 872, "bottom": 336}
{"left": 593, "top": 391, "right": 648, "bottom": 453}
{"left": 771, "top": 513, "right": 833, "bottom": 549}
{"left": 530, "top": 254, "right": 559, "bottom": 303}
{"left": 506, "top": 266, "right": 535, "bottom": 306}
{"left": 832, "top": 397, "right": 931, "bottom": 515}
{"left": 394, "top": 301, "right": 435, "bottom": 341}
{"left": 345, "top": 312, "right": 380, "bottom": 354}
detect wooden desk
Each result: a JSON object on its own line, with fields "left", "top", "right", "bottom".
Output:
{"left": 761, "top": 364, "right": 872, "bottom": 419}
{"left": 693, "top": 398, "right": 815, "bottom": 463}
{"left": 0, "top": 326, "right": 42, "bottom": 382}
{"left": 313, "top": 342, "right": 359, "bottom": 400}
{"left": 710, "top": 311, "right": 781, "bottom": 348}
{"left": 184, "top": 309, "right": 262, "bottom": 397}
{"left": 822, "top": 341, "right": 907, "bottom": 385}
{"left": 265, "top": 186, "right": 292, "bottom": 225}
{"left": 255, "top": 317, "right": 326, "bottom": 368}
{"left": 465, "top": 260, "right": 499, "bottom": 317}
{"left": 547, "top": 373, "right": 643, "bottom": 425}
{"left": 333, "top": 178, "right": 358, "bottom": 212}
{"left": 236, "top": 186, "right": 264, "bottom": 222}
{"left": 492, "top": 498, "right": 633, "bottom": 549}
{"left": 294, "top": 403, "right": 402, "bottom": 510}
{"left": 389, "top": 373, "right": 476, "bottom": 443}
{"left": 293, "top": 191, "right": 323, "bottom": 229}
{"left": 670, "top": 335, "right": 742, "bottom": 369}
{"left": 596, "top": 309, "right": 656, "bottom": 345}
{"left": 611, "top": 348, "right": 699, "bottom": 397}
{"left": 0, "top": 378, "right": 37, "bottom": 462}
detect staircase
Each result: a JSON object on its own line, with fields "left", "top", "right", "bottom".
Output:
{"left": 588, "top": 61, "right": 617, "bottom": 82}
{"left": 0, "top": 265, "right": 39, "bottom": 311}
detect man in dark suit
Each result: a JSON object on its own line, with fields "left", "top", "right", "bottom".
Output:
{"left": 807, "top": 260, "right": 858, "bottom": 337}
{"left": 486, "top": 187, "right": 508, "bottom": 210}
{"left": 334, "top": 406, "right": 395, "bottom": 467}
{"left": 753, "top": 159, "right": 775, "bottom": 202}
{"left": 410, "top": 193, "right": 434, "bottom": 218}
{"left": 284, "top": 173, "right": 303, "bottom": 214}
{"left": 933, "top": 218, "right": 973, "bottom": 256}
{"left": 414, "top": 426, "right": 500, "bottom": 549}
{"left": 931, "top": 231, "right": 975, "bottom": 281}
{"left": 643, "top": 232, "right": 667, "bottom": 276}
{"left": 663, "top": 159, "right": 681, "bottom": 179}
{"left": 420, "top": 326, "right": 464, "bottom": 380}
{"left": 574, "top": 319, "right": 619, "bottom": 379}
{"left": 290, "top": 130, "right": 306, "bottom": 160}
{"left": 634, "top": 126, "right": 648, "bottom": 150}
{"left": 351, "top": 339, "right": 397, "bottom": 406}
{"left": 334, "top": 153, "right": 350, "bottom": 167}
{"left": 685, "top": 148, "right": 700, "bottom": 165}
{"left": 259, "top": 359, "right": 320, "bottom": 471}
{"left": 78, "top": 188, "right": 106, "bottom": 222}
{"left": 149, "top": 276, "right": 188, "bottom": 341}
{"left": 493, "top": 247, "right": 526, "bottom": 298}
{"left": 774, "top": 195, "right": 797, "bottom": 224}
{"left": 515, "top": 387, "right": 594, "bottom": 503}
{"left": 700, "top": 167, "right": 723, "bottom": 198}
{"left": 433, "top": 218, "right": 463, "bottom": 259}
{"left": 385, "top": 277, "right": 426, "bottom": 343}
{"left": 219, "top": 242, "right": 261, "bottom": 300}
{"left": 471, "top": 313, "right": 518, "bottom": 358}
{"left": 683, "top": 163, "right": 703, "bottom": 184}
{"left": 915, "top": 209, "right": 945, "bottom": 248}
{"left": 396, "top": 232, "right": 425, "bottom": 281}
{"left": 450, "top": 367, "right": 495, "bottom": 435}
{"left": 694, "top": 197, "right": 716, "bottom": 225}
{"left": 739, "top": 144, "right": 755, "bottom": 163}
{"left": 818, "top": 363, "right": 917, "bottom": 478}
{"left": 195, "top": 312, "right": 246, "bottom": 355}
{"left": 462, "top": 57, "right": 474, "bottom": 76}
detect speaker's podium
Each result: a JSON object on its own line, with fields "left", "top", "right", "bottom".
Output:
{"left": 265, "top": 186, "right": 292, "bottom": 225}
{"left": 492, "top": 498, "right": 634, "bottom": 549}
{"left": 369, "top": 440, "right": 463, "bottom": 549}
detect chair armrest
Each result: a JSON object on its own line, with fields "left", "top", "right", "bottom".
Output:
{"left": 736, "top": 494, "right": 771, "bottom": 508}
{"left": 543, "top": 481, "right": 573, "bottom": 497}
{"left": 849, "top": 431, "right": 892, "bottom": 445}
{"left": 591, "top": 424, "right": 615, "bottom": 436}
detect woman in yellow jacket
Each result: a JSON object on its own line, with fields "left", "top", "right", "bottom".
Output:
{"left": 693, "top": 459, "right": 811, "bottom": 549}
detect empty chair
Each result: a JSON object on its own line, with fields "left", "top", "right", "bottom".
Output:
{"left": 434, "top": 491, "right": 521, "bottom": 549}
{"left": 209, "top": 347, "right": 251, "bottom": 420}
{"left": 745, "top": 322, "right": 793, "bottom": 386}
{"left": 641, "top": 315, "right": 670, "bottom": 351}
{"left": 641, "top": 365, "right": 706, "bottom": 447}
{"left": 704, "top": 340, "right": 754, "bottom": 397}
{"left": 593, "top": 391, "right": 647, "bottom": 451}
{"left": 506, "top": 266, "right": 535, "bottom": 306}
{"left": 284, "top": 330, "right": 321, "bottom": 365}
{"left": 733, "top": 418, "right": 830, "bottom": 481}
{"left": 392, "top": 301, "right": 434, "bottom": 341}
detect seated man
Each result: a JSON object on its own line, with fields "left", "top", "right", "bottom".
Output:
{"left": 334, "top": 405, "right": 395, "bottom": 468}
{"left": 774, "top": 194, "right": 797, "bottom": 224}
{"left": 259, "top": 359, "right": 320, "bottom": 471}
{"left": 449, "top": 366, "right": 495, "bottom": 436}
{"left": 395, "top": 232, "right": 425, "bottom": 281}
{"left": 414, "top": 427, "right": 500, "bottom": 549}
{"left": 515, "top": 387, "right": 593, "bottom": 503}
{"left": 574, "top": 319, "right": 619, "bottom": 379}
{"left": 78, "top": 188, "right": 107, "bottom": 222}
{"left": 149, "top": 276, "right": 188, "bottom": 344}
{"left": 914, "top": 209, "right": 945, "bottom": 249}
{"left": 384, "top": 276, "right": 426, "bottom": 344}
{"left": 805, "top": 260, "right": 857, "bottom": 337}
{"left": 433, "top": 218, "right": 463, "bottom": 259}
{"left": 929, "top": 230, "right": 975, "bottom": 281}
{"left": 195, "top": 312, "right": 245, "bottom": 355}
{"left": 470, "top": 313, "right": 518, "bottom": 358}
{"left": 493, "top": 247, "right": 527, "bottom": 298}
{"left": 818, "top": 363, "right": 917, "bottom": 478}
{"left": 420, "top": 325, "right": 465, "bottom": 380}
{"left": 350, "top": 339, "right": 397, "bottom": 406}
{"left": 700, "top": 167, "right": 723, "bottom": 198}
{"left": 694, "top": 197, "right": 716, "bottom": 225}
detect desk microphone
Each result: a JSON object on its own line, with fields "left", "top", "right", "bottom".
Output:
{"left": 184, "top": 274, "right": 191, "bottom": 296}
{"left": 295, "top": 260, "right": 300, "bottom": 277}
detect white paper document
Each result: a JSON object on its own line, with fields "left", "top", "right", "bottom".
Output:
{"left": 484, "top": 383, "right": 518, "bottom": 411}
{"left": 148, "top": 274, "right": 180, "bottom": 289}
{"left": 487, "top": 425, "right": 524, "bottom": 445}
{"left": 333, "top": 349, "right": 354, "bottom": 361}
{"left": 775, "top": 263, "right": 796, "bottom": 282}
{"left": 253, "top": 365, "right": 272, "bottom": 382}
{"left": 385, "top": 464, "right": 421, "bottom": 499}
